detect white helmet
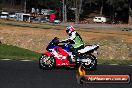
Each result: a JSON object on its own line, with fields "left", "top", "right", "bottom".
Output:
{"left": 66, "top": 25, "right": 75, "bottom": 34}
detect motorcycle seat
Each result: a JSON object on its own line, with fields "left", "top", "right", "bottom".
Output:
{"left": 78, "top": 44, "right": 99, "bottom": 53}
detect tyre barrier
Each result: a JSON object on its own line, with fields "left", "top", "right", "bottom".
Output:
{"left": 122, "top": 28, "right": 132, "bottom": 31}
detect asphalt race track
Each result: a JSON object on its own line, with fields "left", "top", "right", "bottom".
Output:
{"left": 0, "top": 60, "right": 132, "bottom": 88}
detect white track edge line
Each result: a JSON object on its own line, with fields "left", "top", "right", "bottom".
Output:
{"left": 20, "top": 60, "right": 32, "bottom": 62}
{"left": 108, "top": 64, "right": 119, "bottom": 65}
{"left": 1, "top": 59, "right": 11, "bottom": 61}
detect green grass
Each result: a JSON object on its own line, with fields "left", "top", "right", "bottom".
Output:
{"left": 0, "top": 44, "right": 41, "bottom": 61}
{"left": 0, "top": 44, "right": 132, "bottom": 64}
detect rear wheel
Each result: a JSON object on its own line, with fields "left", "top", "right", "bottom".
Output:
{"left": 39, "top": 54, "right": 55, "bottom": 70}
{"left": 82, "top": 54, "right": 97, "bottom": 70}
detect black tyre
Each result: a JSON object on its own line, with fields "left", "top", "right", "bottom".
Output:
{"left": 82, "top": 54, "right": 97, "bottom": 70}
{"left": 39, "top": 54, "right": 55, "bottom": 70}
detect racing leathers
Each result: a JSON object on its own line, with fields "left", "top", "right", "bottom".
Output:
{"left": 61, "top": 31, "right": 84, "bottom": 62}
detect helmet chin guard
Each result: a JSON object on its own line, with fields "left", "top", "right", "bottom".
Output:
{"left": 66, "top": 29, "right": 71, "bottom": 34}
{"left": 66, "top": 25, "right": 75, "bottom": 34}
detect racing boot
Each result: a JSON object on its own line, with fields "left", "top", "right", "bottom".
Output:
{"left": 68, "top": 54, "right": 76, "bottom": 64}
{"left": 73, "top": 52, "right": 85, "bottom": 63}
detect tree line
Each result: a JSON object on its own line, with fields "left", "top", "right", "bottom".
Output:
{"left": 0, "top": 0, "right": 132, "bottom": 24}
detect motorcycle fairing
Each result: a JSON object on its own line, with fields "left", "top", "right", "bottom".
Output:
{"left": 51, "top": 47, "right": 75, "bottom": 66}
{"left": 42, "top": 51, "right": 51, "bottom": 56}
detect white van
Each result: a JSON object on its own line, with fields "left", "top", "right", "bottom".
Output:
{"left": 93, "top": 17, "right": 106, "bottom": 23}
{"left": 0, "top": 12, "right": 9, "bottom": 19}
{"left": 15, "top": 13, "right": 30, "bottom": 22}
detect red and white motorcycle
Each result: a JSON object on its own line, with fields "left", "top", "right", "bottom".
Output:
{"left": 39, "top": 37, "right": 99, "bottom": 70}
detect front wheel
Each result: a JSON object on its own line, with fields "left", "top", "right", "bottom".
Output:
{"left": 39, "top": 54, "right": 55, "bottom": 70}
{"left": 82, "top": 54, "right": 97, "bottom": 70}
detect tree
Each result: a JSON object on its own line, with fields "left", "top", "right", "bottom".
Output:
{"left": 86, "top": 0, "right": 105, "bottom": 16}
{"left": 106, "top": 0, "right": 129, "bottom": 23}
{"left": 75, "top": 0, "right": 83, "bottom": 23}
{"left": 97, "top": 0, "right": 105, "bottom": 16}
{"left": 128, "top": 0, "right": 132, "bottom": 24}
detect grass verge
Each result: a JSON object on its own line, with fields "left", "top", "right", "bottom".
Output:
{"left": 0, "top": 44, "right": 41, "bottom": 61}
{"left": 0, "top": 44, "right": 132, "bottom": 64}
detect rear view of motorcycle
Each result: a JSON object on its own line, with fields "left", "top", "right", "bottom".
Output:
{"left": 39, "top": 37, "right": 99, "bottom": 70}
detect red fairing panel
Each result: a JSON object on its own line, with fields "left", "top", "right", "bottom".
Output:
{"left": 54, "top": 47, "right": 74, "bottom": 66}
{"left": 42, "top": 51, "right": 51, "bottom": 56}
{"left": 42, "top": 48, "right": 75, "bottom": 67}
